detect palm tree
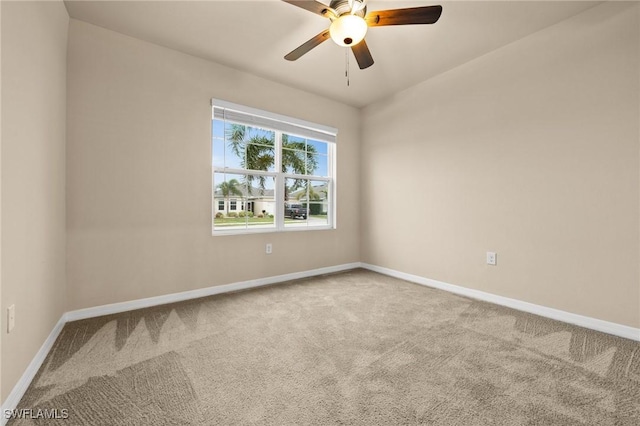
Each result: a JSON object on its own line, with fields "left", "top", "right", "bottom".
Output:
{"left": 296, "top": 184, "right": 323, "bottom": 202}
{"left": 226, "top": 124, "right": 318, "bottom": 199}
{"left": 217, "top": 179, "right": 243, "bottom": 216}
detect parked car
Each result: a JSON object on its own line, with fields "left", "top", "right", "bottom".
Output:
{"left": 285, "top": 203, "right": 308, "bottom": 220}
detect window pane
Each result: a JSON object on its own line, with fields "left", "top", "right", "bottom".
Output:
{"left": 286, "top": 179, "right": 329, "bottom": 228}
{"left": 282, "top": 149, "right": 307, "bottom": 175}
{"left": 283, "top": 134, "right": 309, "bottom": 175}
{"left": 246, "top": 141, "right": 275, "bottom": 172}
{"left": 308, "top": 202, "right": 329, "bottom": 226}
{"left": 281, "top": 135, "right": 329, "bottom": 177}
{"left": 212, "top": 119, "right": 224, "bottom": 139}
{"left": 214, "top": 173, "right": 276, "bottom": 231}
{"left": 213, "top": 121, "right": 243, "bottom": 169}
{"left": 285, "top": 178, "right": 304, "bottom": 202}
{"left": 223, "top": 123, "right": 275, "bottom": 172}
{"left": 245, "top": 126, "right": 275, "bottom": 172}
{"left": 307, "top": 139, "right": 328, "bottom": 155}
{"left": 212, "top": 138, "right": 226, "bottom": 169}
{"left": 285, "top": 177, "right": 306, "bottom": 228}
{"left": 283, "top": 134, "right": 305, "bottom": 150}
{"left": 307, "top": 153, "right": 328, "bottom": 177}
{"left": 247, "top": 175, "right": 276, "bottom": 219}
{"left": 214, "top": 172, "right": 245, "bottom": 216}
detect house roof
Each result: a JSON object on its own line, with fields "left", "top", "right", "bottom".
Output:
{"left": 214, "top": 185, "right": 274, "bottom": 199}
{"left": 290, "top": 184, "right": 328, "bottom": 201}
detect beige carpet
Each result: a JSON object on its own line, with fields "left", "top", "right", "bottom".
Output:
{"left": 10, "top": 269, "right": 640, "bottom": 425}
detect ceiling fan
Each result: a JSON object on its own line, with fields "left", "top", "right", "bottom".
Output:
{"left": 282, "top": 0, "right": 443, "bottom": 70}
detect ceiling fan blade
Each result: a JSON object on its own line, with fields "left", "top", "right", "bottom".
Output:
{"left": 282, "top": 1, "right": 334, "bottom": 18}
{"left": 285, "top": 30, "right": 331, "bottom": 61}
{"left": 351, "top": 39, "right": 374, "bottom": 69}
{"left": 365, "top": 5, "right": 442, "bottom": 26}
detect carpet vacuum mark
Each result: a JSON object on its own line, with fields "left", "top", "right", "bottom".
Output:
{"left": 9, "top": 269, "right": 640, "bottom": 425}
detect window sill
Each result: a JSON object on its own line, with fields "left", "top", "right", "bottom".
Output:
{"left": 212, "top": 225, "right": 335, "bottom": 236}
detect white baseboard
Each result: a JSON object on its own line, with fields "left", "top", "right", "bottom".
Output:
{"left": 65, "top": 262, "right": 361, "bottom": 322}
{"left": 361, "top": 263, "right": 640, "bottom": 342}
{"left": 1, "top": 315, "right": 66, "bottom": 426}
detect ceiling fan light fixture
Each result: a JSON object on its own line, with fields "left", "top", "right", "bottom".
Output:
{"left": 329, "top": 14, "right": 367, "bottom": 47}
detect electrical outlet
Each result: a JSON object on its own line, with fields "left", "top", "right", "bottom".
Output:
{"left": 487, "top": 252, "right": 497, "bottom": 266}
{"left": 7, "top": 305, "right": 15, "bottom": 333}
{"left": 266, "top": 243, "right": 273, "bottom": 254}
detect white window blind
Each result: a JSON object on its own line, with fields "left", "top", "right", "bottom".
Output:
{"left": 212, "top": 99, "right": 337, "bottom": 144}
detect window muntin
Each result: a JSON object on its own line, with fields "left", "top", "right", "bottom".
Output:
{"left": 212, "top": 100, "right": 335, "bottom": 234}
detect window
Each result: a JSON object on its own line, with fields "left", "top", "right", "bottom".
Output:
{"left": 212, "top": 99, "right": 336, "bottom": 234}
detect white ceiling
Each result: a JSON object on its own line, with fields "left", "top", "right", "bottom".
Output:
{"left": 64, "top": 0, "right": 601, "bottom": 108}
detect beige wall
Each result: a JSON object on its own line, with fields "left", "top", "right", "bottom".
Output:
{"left": 361, "top": 2, "right": 640, "bottom": 328}
{"left": 1, "top": 1, "right": 68, "bottom": 401}
{"left": 66, "top": 19, "right": 361, "bottom": 311}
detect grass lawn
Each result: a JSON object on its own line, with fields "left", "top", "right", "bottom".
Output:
{"left": 214, "top": 215, "right": 327, "bottom": 227}
{"left": 214, "top": 216, "right": 275, "bottom": 226}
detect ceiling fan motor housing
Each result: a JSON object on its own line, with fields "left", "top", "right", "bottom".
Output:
{"left": 329, "top": 0, "right": 367, "bottom": 18}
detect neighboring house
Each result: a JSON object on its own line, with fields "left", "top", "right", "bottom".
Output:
{"left": 290, "top": 183, "right": 329, "bottom": 215}
{"left": 214, "top": 183, "right": 329, "bottom": 216}
{"left": 214, "top": 185, "right": 275, "bottom": 216}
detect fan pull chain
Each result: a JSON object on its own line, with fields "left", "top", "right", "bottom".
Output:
{"left": 345, "top": 48, "right": 350, "bottom": 87}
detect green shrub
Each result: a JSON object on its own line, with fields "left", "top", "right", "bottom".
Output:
{"left": 215, "top": 212, "right": 223, "bottom": 219}
{"left": 268, "top": 214, "right": 274, "bottom": 219}
{"left": 247, "top": 212, "right": 254, "bottom": 218}
{"left": 228, "top": 212, "right": 238, "bottom": 218}
{"left": 238, "top": 211, "right": 246, "bottom": 218}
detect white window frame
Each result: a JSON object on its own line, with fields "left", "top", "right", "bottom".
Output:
{"left": 211, "top": 99, "right": 337, "bottom": 235}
